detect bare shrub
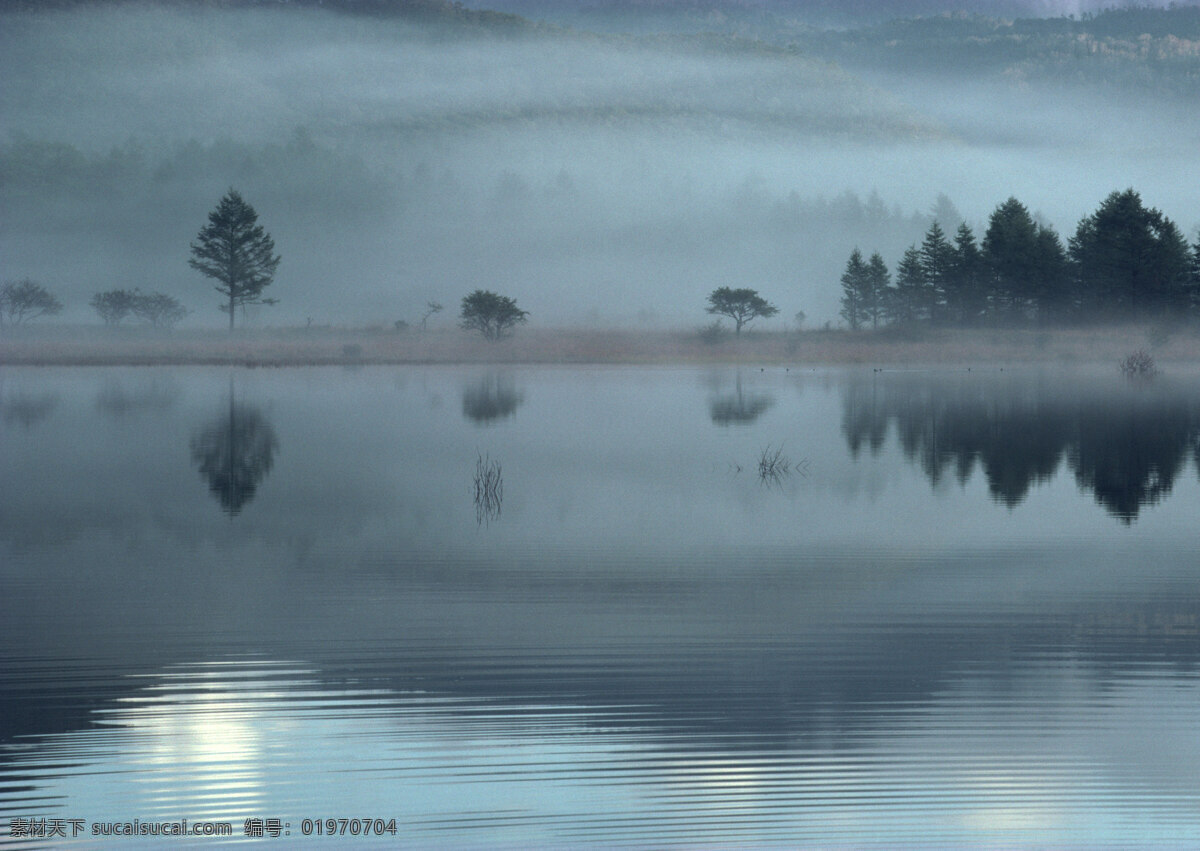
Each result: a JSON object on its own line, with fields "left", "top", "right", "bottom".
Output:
{"left": 1119, "top": 349, "right": 1157, "bottom": 378}
{"left": 755, "top": 444, "right": 811, "bottom": 487}
{"left": 757, "top": 444, "right": 791, "bottom": 483}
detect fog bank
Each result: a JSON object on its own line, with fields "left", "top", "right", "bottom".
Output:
{"left": 2, "top": 3, "right": 1198, "bottom": 329}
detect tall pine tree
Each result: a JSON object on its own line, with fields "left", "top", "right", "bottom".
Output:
{"left": 864, "top": 252, "right": 890, "bottom": 330}
{"left": 946, "top": 223, "right": 985, "bottom": 325}
{"left": 919, "top": 221, "right": 955, "bottom": 323}
{"left": 1070, "top": 189, "right": 1192, "bottom": 318}
{"left": 888, "top": 246, "right": 929, "bottom": 324}
{"left": 983, "top": 197, "right": 1042, "bottom": 323}
{"left": 189, "top": 190, "right": 280, "bottom": 330}
{"left": 839, "top": 249, "right": 870, "bottom": 330}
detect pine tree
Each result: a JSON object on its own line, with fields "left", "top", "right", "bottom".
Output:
{"left": 947, "top": 223, "right": 985, "bottom": 325}
{"left": 1190, "top": 239, "right": 1200, "bottom": 311}
{"left": 189, "top": 190, "right": 280, "bottom": 330}
{"left": 888, "top": 246, "right": 928, "bottom": 324}
{"left": 1030, "top": 225, "right": 1071, "bottom": 322}
{"left": 1069, "top": 189, "right": 1192, "bottom": 317}
{"left": 839, "top": 249, "right": 870, "bottom": 330}
{"left": 920, "top": 221, "right": 955, "bottom": 323}
{"left": 864, "top": 252, "right": 890, "bottom": 330}
{"left": 983, "top": 197, "right": 1042, "bottom": 323}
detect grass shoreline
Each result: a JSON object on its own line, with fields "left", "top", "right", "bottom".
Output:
{"left": 1, "top": 324, "right": 1197, "bottom": 368}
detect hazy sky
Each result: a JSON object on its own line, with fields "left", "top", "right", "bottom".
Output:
{"left": 464, "top": 0, "right": 1199, "bottom": 23}
{"left": 2, "top": 1, "right": 1198, "bottom": 327}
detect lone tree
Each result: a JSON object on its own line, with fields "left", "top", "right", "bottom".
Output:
{"left": 91, "top": 289, "right": 138, "bottom": 325}
{"left": 705, "top": 287, "right": 778, "bottom": 336}
{"left": 132, "top": 292, "right": 189, "bottom": 329}
{"left": 189, "top": 189, "right": 280, "bottom": 330}
{"left": 0, "top": 279, "right": 63, "bottom": 327}
{"left": 459, "top": 289, "right": 528, "bottom": 340}
{"left": 421, "top": 300, "right": 443, "bottom": 331}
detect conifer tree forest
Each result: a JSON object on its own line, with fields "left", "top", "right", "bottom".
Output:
{"left": 841, "top": 189, "right": 1200, "bottom": 328}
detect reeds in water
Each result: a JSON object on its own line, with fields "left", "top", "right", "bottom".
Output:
{"left": 755, "top": 444, "right": 809, "bottom": 487}
{"left": 757, "top": 444, "right": 791, "bottom": 483}
{"left": 474, "top": 453, "right": 503, "bottom": 525}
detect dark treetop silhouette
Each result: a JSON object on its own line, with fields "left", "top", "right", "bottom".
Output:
{"left": 844, "top": 189, "right": 1199, "bottom": 327}
{"left": 0, "top": 279, "right": 63, "bottom": 327}
{"left": 459, "top": 290, "right": 528, "bottom": 341}
{"left": 705, "top": 287, "right": 779, "bottom": 336}
{"left": 189, "top": 190, "right": 280, "bottom": 330}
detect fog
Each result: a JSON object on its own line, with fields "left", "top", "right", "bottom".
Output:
{"left": 2, "top": 1, "right": 1199, "bottom": 328}
{"left": 468, "top": 0, "right": 1197, "bottom": 31}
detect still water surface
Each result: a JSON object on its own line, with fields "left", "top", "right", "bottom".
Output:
{"left": 2, "top": 365, "right": 1200, "bottom": 848}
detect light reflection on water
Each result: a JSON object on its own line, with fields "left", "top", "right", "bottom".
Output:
{"left": 2, "top": 365, "right": 1200, "bottom": 847}
{"left": 6, "top": 655, "right": 1200, "bottom": 848}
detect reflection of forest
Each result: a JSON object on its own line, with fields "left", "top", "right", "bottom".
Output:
{"left": 190, "top": 392, "right": 279, "bottom": 516}
{"left": 461, "top": 373, "right": 524, "bottom": 424}
{"left": 842, "top": 372, "right": 1200, "bottom": 522}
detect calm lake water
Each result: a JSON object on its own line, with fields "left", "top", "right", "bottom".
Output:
{"left": 3, "top": 364, "right": 1200, "bottom": 848}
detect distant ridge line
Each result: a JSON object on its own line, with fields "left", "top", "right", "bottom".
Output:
{"left": 0, "top": 0, "right": 534, "bottom": 28}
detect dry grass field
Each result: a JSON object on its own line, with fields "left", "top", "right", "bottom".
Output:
{"left": 2, "top": 323, "right": 1199, "bottom": 368}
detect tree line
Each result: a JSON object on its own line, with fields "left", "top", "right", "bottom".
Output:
{"left": 3, "top": 188, "right": 535, "bottom": 339}
{"left": 839, "top": 189, "right": 1200, "bottom": 330}
{"left": 6, "top": 185, "right": 1197, "bottom": 337}
{"left": 0, "top": 278, "right": 190, "bottom": 330}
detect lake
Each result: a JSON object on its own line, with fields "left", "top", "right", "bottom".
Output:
{"left": 2, "top": 364, "right": 1200, "bottom": 848}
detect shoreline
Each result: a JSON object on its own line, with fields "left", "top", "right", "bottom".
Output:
{"left": 1, "top": 324, "right": 1197, "bottom": 368}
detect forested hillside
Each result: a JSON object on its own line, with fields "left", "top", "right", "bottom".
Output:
{"left": 801, "top": 7, "right": 1200, "bottom": 97}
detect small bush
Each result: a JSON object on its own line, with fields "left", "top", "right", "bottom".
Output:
{"left": 1119, "top": 349, "right": 1157, "bottom": 378}
{"left": 698, "top": 320, "right": 726, "bottom": 345}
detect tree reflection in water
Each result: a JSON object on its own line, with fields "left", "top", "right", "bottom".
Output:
{"left": 191, "top": 383, "right": 279, "bottom": 516}
{"left": 462, "top": 373, "right": 524, "bottom": 425}
{"left": 841, "top": 370, "right": 1200, "bottom": 523}
{"left": 709, "top": 373, "right": 774, "bottom": 426}
{"left": 0, "top": 392, "right": 58, "bottom": 429}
